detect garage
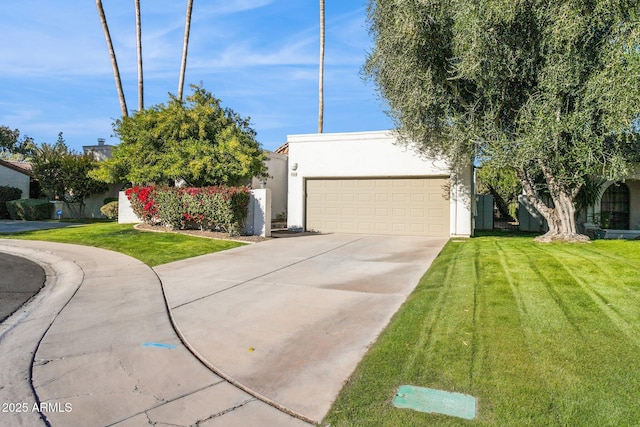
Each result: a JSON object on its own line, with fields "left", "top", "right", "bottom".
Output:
{"left": 306, "top": 177, "right": 450, "bottom": 237}
{"left": 287, "top": 131, "right": 472, "bottom": 238}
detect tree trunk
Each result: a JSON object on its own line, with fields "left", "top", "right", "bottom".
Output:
{"left": 178, "top": 0, "right": 194, "bottom": 101}
{"left": 486, "top": 184, "right": 515, "bottom": 222}
{"left": 516, "top": 167, "right": 589, "bottom": 243}
{"left": 96, "top": 0, "right": 128, "bottom": 117}
{"left": 318, "top": 0, "right": 325, "bottom": 133}
{"left": 135, "top": 0, "right": 144, "bottom": 111}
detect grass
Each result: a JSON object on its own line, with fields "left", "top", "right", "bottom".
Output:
{"left": 0, "top": 222, "right": 245, "bottom": 266}
{"left": 324, "top": 236, "right": 640, "bottom": 426}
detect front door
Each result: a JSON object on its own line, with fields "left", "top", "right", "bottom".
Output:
{"left": 601, "top": 182, "right": 630, "bottom": 229}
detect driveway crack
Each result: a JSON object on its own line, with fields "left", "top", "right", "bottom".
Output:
{"left": 171, "top": 236, "right": 367, "bottom": 309}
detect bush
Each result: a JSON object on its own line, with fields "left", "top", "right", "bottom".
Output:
{"left": 0, "top": 186, "right": 22, "bottom": 219}
{"left": 6, "top": 199, "right": 53, "bottom": 221}
{"left": 126, "top": 186, "right": 250, "bottom": 235}
{"left": 100, "top": 201, "right": 119, "bottom": 220}
{"left": 125, "top": 186, "right": 156, "bottom": 223}
{"left": 154, "top": 188, "right": 183, "bottom": 229}
{"left": 103, "top": 197, "right": 118, "bottom": 205}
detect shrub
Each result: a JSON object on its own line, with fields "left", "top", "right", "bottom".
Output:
{"left": 6, "top": 199, "right": 53, "bottom": 221}
{"left": 154, "top": 188, "right": 183, "bottom": 229}
{"left": 0, "top": 185, "right": 22, "bottom": 219}
{"left": 125, "top": 186, "right": 157, "bottom": 223}
{"left": 125, "top": 186, "right": 250, "bottom": 234}
{"left": 181, "top": 186, "right": 251, "bottom": 234}
{"left": 100, "top": 201, "right": 119, "bottom": 220}
{"left": 103, "top": 197, "right": 118, "bottom": 205}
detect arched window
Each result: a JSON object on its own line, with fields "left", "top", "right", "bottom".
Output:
{"left": 600, "top": 182, "right": 630, "bottom": 229}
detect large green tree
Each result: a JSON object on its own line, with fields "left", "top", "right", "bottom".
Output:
{"left": 93, "top": 85, "right": 267, "bottom": 187}
{"left": 0, "top": 126, "right": 35, "bottom": 160}
{"left": 366, "top": 0, "right": 640, "bottom": 241}
{"left": 31, "top": 134, "right": 108, "bottom": 215}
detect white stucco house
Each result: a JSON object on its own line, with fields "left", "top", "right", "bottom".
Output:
{"left": 579, "top": 166, "right": 640, "bottom": 239}
{"left": 286, "top": 130, "right": 473, "bottom": 238}
{"left": 0, "top": 159, "right": 32, "bottom": 199}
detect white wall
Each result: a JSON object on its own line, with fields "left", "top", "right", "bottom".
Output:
{"left": 286, "top": 130, "right": 473, "bottom": 237}
{"left": 244, "top": 189, "right": 271, "bottom": 237}
{"left": 0, "top": 165, "right": 30, "bottom": 199}
{"left": 118, "top": 191, "right": 140, "bottom": 224}
{"left": 252, "top": 151, "right": 287, "bottom": 220}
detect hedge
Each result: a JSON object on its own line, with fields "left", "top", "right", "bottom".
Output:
{"left": 126, "top": 186, "right": 250, "bottom": 235}
{"left": 6, "top": 199, "right": 53, "bottom": 221}
{"left": 0, "top": 186, "right": 22, "bottom": 219}
{"left": 100, "top": 201, "right": 119, "bottom": 220}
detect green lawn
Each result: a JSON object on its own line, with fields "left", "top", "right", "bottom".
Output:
{"left": 324, "top": 236, "right": 640, "bottom": 426}
{"left": 0, "top": 222, "right": 244, "bottom": 266}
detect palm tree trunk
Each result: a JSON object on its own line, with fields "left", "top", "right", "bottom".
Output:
{"left": 318, "top": 0, "right": 325, "bottom": 133}
{"left": 135, "top": 0, "right": 144, "bottom": 111}
{"left": 96, "top": 0, "right": 128, "bottom": 117}
{"left": 178, "top": 0, "right": 194, "bottom": 101}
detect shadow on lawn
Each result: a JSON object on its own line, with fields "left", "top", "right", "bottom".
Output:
{"left": 473, "top": 229, "right": 543, "bottom": 238}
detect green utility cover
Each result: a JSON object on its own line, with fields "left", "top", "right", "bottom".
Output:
{"left": 393, "top": 385, "right": 476, "bottom": 420}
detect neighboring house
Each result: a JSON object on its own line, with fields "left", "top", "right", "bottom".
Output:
{"left": 516, "top": 166, "right": 640, "bottom": 238}
{"left": 251, "top": 149, "right": 288, "bottom": 221}
{"left": 0, "top": 159, "right": 33, "bottom": 199}
{"left": 83, "top": 138, "right": 114, "bottom": 162}
{"left": 286, "top": 130, "right": 473, "bottom": 238}
{"left": 579, "top": 167, "right": 640, "bottom": 238}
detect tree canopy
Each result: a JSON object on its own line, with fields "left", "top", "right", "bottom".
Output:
{"left": 92, "top": 85, "right": 267, "bottom": 187}
{"left": 31, "top": 133, "right": 108, "bottom": 209}
{"left": 0, "top": 125, "right": 35, "bottom": 160}
{"left": 365, "top": 0, "right": 640, "bottom": 241}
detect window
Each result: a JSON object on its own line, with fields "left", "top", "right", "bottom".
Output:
{"left": 600, "top": 182, "right": 630, "bottom": 229}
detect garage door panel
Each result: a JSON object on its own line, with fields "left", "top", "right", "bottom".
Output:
{"left": 306, "top": 178, "right": 450, "bottom": 237}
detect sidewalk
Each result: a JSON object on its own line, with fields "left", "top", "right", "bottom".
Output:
{"left": 0, "top": 240, "right": 308, "bottom": 426}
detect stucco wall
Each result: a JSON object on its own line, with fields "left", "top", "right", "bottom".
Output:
{"left": 252, "top": 151, "right": 288, "bottom": 220}
{"left": 286, "top": 130, "right": 473, "bottom": 237}
{"left": 0, "top": 165, "right": 30, "bottom": 199}
{"left": 50, "top": 185, "right": 122, "bottom": 219}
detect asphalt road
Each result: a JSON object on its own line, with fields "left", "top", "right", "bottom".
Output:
{"left": 0, "top": 252, "right": 45, "bottom": 322}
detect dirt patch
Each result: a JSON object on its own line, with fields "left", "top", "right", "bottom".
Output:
{"left": 134, "top": 223, "right": 270, "bottom": 243}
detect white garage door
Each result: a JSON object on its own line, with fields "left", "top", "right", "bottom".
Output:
{"left": 306, "top": 177, "right": 450, "bottom": 237}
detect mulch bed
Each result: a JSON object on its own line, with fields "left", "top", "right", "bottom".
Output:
{"left": 134, "top": 223, "right": 270, "bottom": 243}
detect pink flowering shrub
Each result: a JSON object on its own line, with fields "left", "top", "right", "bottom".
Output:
{"left": 126, "top": 185, "right": 250, "bottom": 235}
{"left": 125, "top": 186, "right": 157, "bottom": 223}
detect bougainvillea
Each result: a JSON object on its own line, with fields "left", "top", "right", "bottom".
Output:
{"left": 126, "top": 185, "right": 250, "bottom": 235}
{"left": 125, "top": 186, "right": 157, "bottom": 223}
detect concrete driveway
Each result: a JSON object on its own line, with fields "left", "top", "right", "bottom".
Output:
{"left": 155, "top": 233, "right": 447, "bottom": 423}
{"left": 0, "top": 233, "right": 446, "bottom": 425}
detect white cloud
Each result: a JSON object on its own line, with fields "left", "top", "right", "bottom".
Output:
{"left": 196, "top": 0, "right": 274, "bottom": 17}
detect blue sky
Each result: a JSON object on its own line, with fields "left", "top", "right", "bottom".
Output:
{"left": 0, "top": 0, "right": 392, "bottom": 153}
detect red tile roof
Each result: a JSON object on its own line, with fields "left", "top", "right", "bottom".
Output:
{"left": 0, "top": 159, "right": 33, "bottom": 177}
{"left": 274, "top": 142, "right": 289, "bottom": 155}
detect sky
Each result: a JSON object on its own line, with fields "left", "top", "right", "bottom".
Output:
{"left": 0, "top": 0, "right": 393, "bottom": 153}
